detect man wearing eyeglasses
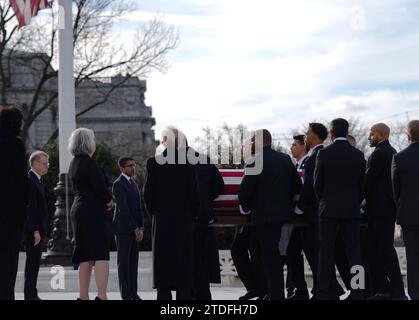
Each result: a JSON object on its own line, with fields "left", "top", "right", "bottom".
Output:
{"left": 24, "top": 151, "right": 50, "bottom": 300}
{"left": 112, "top": 157, "right": 144, "bottom": 300}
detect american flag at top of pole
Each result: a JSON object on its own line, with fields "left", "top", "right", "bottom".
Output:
{"left": 10, "top": 0, "right": 49, "bottom": 28}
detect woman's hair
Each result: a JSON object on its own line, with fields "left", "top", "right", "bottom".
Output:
{"left": 0, "top": 105, "right": 23, "bottom": 138}
{"left": 68, "top": 128, "right": 96, "bottom": 156}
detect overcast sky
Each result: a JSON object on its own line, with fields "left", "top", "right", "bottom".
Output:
{"left": 115, "top": 0, "right": 419, "bottom": 144}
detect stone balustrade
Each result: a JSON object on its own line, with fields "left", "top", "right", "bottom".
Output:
{"left": 14, "top": 248, "right": 407, "bottom": 293}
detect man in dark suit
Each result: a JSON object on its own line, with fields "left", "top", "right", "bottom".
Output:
{"left": 290, "top": 124, "right": 348, "bottom": 300}
{"left": 392, "top": 120, "right": 419, "bottom": 300}
{"left": 232, "top": 139, "right": 266, "bottom": 300}
{"left": 239, "top": 129, "right": 302, "bottom": 300}
{"left": 286, "top": 134, "right": 308, "bottom": 299}
{"left": 24, "top": 151, "right": 50, "bottom": 300}
{"left": 112, "top": 157, "right": 144, "bottom": 300}
{"left": 287, "top": 123, "right": 329, "bottom": 299}
{"left": 314, "top": 118, "right": 366, "bottom": 300}
{"left": 364, "top": 123, "right": 406, "bottom": 300}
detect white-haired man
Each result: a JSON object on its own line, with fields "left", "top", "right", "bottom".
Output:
{"left": 24, "top": 151, "right": 50, "bottom": 300}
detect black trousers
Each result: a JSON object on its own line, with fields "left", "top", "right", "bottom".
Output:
{"left": 192, "top": 226, "right": 212, "bottom": 300}
{"left": 231, "top": 226, "right": 266, "bottom": 296}
{"left": 317, "top": 218, "right": 364, "bottom": 300}
{"left": 0, "top": 219, "right": 24, "bottom": 300}
{"left": 255, "top": 222, "right": 284, "bottom": 300}
{"left": 360, "top": 225, "right": 374, "bottom": 298}
{"left": 334, "top": 231, "right": 351, "bottom": 291}
{"left": 286, "top": 227, "right": 313, "bottom": 295}
{"left": 24, "top": 232, "right": 43, "bottom": 300}
{"left": 157, "top": 288, "right": 191, "bottom": 300}
{"left": 402, "top": 225, "right": 419, "bottom": 300}
{"left": 367, "top": 218, "right": 404, "bottom": 298}
{"left": 116, "top": 234, "right": 139, "bottom": 300}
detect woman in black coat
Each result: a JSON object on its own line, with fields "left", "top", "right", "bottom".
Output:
{"left": 144, "top": 128, "right": 199, "bottom": 300}
{"left": 68, "top": 128, "right": 112, "bottom": 300}
{"left": 0, "top": 106, "right": 28, "bottom": 300}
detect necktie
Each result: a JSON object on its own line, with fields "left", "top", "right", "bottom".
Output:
{"left": 130, "top": 179, "right": 139, "bottom": 195}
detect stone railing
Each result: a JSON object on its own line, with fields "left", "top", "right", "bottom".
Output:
{"left": 15, "top": 249, "right": 407, "bottom": 293}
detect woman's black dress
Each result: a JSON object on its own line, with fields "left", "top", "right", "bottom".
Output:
{"left": 69, "top": 154, "right": 112, "bottom": 264}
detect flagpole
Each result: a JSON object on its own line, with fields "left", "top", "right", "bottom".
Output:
{"left": 45, "top": 0, "right": 76, "bottom": 263}
{"left": 58, "top": 0, "right": 76, "bottom": 172}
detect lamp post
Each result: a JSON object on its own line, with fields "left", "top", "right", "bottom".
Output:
{"left": 45, "top": 0, "right": 76, "bottom": 265}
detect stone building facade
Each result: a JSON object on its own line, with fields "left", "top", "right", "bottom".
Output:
{"left": 1, "top": 51, "right": 157, "bottom": 165}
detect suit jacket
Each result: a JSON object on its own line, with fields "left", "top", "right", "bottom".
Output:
{"left": 25, "top": 170, "right": 49, "bottom": 236}
{"left": 392, "top": 142, "right": 419, "bottom": 226}
{"left": 239, "top": 147, "right": 302, "bottom": 225}
{"left": 363, "top": 140, "right": 397, "bottom": 220}
{"left": 314, "top": 139, "right": 366, "bottom": 219}
{"left": 297, "top": 145, "right": 324, "bottom": 223}
{"left": 0, "top": 136, "right": 28, "bottom": 225}
{"left": 112, "top": 175, "right": 144, "bottom": 235}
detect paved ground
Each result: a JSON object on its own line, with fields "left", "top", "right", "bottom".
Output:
{"left": 14, "top": 287, "right": 249, "bottom": 300}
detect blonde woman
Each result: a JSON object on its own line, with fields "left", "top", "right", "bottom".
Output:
{"left": 68, "top": 128, "right": 113, "bottom": 300}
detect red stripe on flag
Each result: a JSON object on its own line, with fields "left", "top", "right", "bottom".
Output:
{"left": 31, "top": 0, "right": 39, "bottom": 16}
{"left": 10, "top": 0, "right": 26, "bottom": 27}
{"left": 213, "top": 200, "right": 240, "bottom": 208}
{"left": 10, "top": 0, "right": 49, "bottom": 28}
{"left": 220, "top": 184, "right": 240, "bottom": 195}
{"left": 219, "top": 170, "right": 244, "bottom": 177}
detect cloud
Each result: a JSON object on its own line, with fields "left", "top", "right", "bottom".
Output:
{"left": 112, "top": 0, "right": 419, "bottom": 142}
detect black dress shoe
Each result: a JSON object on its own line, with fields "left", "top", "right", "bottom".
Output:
{"left": 95, "top": 296, "right": 102, "bottom": 301}
{"left": 391, "top": 295, "right": 409, "bottom": 300}
{"left": 132, "top": 295, "right": 143, "bottom": 300}
{"left": 367, "top": 293, "right": 391, "bottom": 300}
{"left": 25, "top": 296, "right": 42, "bottom": 301}
{"left": 341, "top": 294, "right": 352, "bottom": 301}
{"left": 257, "top": 294, "right": 270, "bottom": 300}
{"left": 286, "top": 290, "right": 309, "bottom": 300}
{"left": 286, "top": 289, "right": 295, "bottom": 299}
{"left": 239, "top": 290, "right": 259, "bottom": 300}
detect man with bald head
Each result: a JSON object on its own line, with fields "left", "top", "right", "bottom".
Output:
{"left": 239, "top": 129, "right": 302, "bottom": 300}
{"left": 364, "top": 123, "right": 406, "bottom": 300}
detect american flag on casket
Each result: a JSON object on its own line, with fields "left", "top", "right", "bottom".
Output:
{"left": 212, "top": 169, "right": 251, "bottom": 225}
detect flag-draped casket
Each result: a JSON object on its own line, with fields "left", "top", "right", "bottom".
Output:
{"left": 213, "top": 169, "right": 250, "bottom": 225}
{"left": 212, "top": 168, "right": 309, "bottom": 226}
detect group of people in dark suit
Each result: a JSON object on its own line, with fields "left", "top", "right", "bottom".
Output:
{"left": 69, "top": 129, "right": 148, "bottom": 301}
{"left": 2, "top": 103, "right": 419, "bottom": 302}
{"left": 143, "top": 127, "right": 224, "bottom": 300}
{"left": 237, "top": 118, "right": 419, "bottom": 300}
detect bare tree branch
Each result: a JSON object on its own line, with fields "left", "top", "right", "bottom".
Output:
{"left": 1, "top": 0, "right": 179, "bottom": 146}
